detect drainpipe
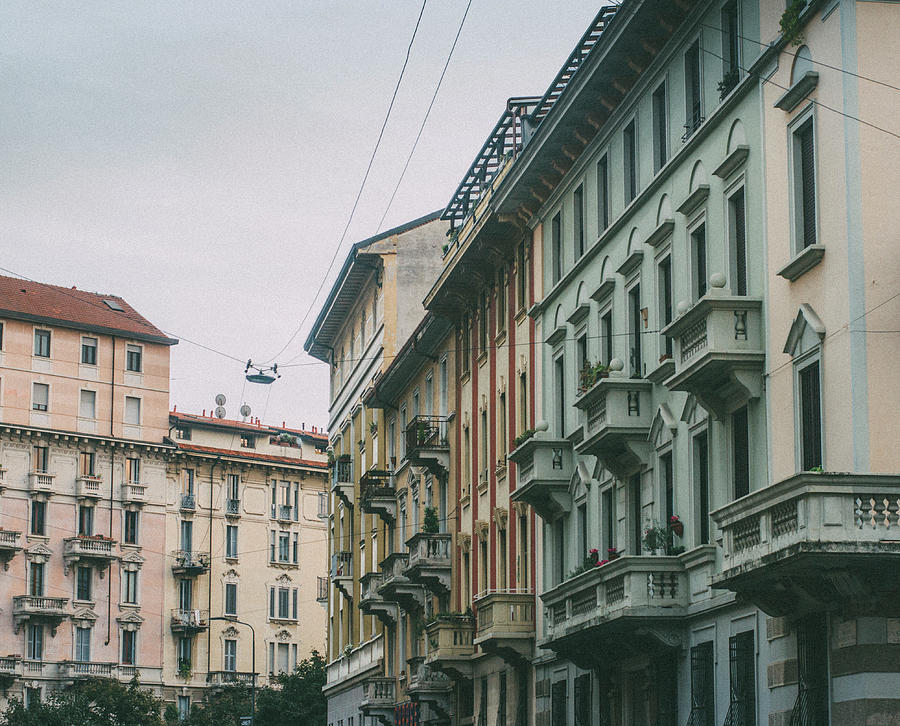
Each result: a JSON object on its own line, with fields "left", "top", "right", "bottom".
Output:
{"left": 206, "top": 458, "right": 219, "bottom": 675}
{"left": 106, "top": 337, "right": 117, "bottom": 645}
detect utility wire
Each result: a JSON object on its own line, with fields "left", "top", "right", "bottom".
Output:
{"left": 261, "top": 0, "right": 430, "bottom": 367}
{"left": 375, "top": 0, "right": 475, "bottom": 233}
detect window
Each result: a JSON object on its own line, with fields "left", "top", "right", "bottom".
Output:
{"left": 597, "top": 154, "right": 609, "bottom": 231}
{"left": 178, "top": 695, "right": 190, "bottom": 721}
{"left": 576, "top": 332, "right": 588, "bottom": 388}
{"left": 795, "top": 614, "right": 829, "bottom": 724}
{"left": 123, "top": 511, "right": 138, "bottom": 548}
{"left": 574, "top": 185, "right": 585, "bottom": 259}
{"left": 182, "top": 468, "right": 194, "bottom": 495}
{"left": 225, "top": 525, "right": 238, "bottom": 559}
{"left": 518, "top": 513, "right": 529, "bottom": 589}
{"left": 25, "top": 687, "right": 41, "bottom": 708}
{"left": 79, "top": 452, "right": 95, "bottom": 477}
{"left": 732, "top": 406, "right": 750, "bottom": 499}
{"left": 685, "top": 40, "right": 703, "bottom": 137}
{"left": 0, "top": 321, "right": 3, "bottom": 349}
{"left": 652, "top": 82, "right": 668, "bottom": 171}
{"left": 691, "top": 223, "right": 708, "bottom": 301}
{"left": 180, "top": 520, "right": 192, "bottom": 552}
{"left": 126, "top": 457, "right": 141, "bottom": 484}
{"left": 227, "top": 474, "right": 240, "bottom": 501}
{"left": 26, "top": 624, "right": 43, "bottom": 660}
{"left": 31, "top": 500, "right": 46, "bottom": 536}
{"left": 463, "top": 427, "right": 471, "bottom": 493}
{"left": 34, "top": 445, "right": 49, "bottom": 473}
{"left": 603, "top": 486, "right": 616, "bottom": 553}
{"left": 121, "top": 630, "right": 136, "bottom": 665}
{"left": 79, "top": 389, "right": 96, "bottom": 419}
{"left": 479, "top": 677, "right": 489, "bottom": 726}
{"left": 178, "top": 637, "right": 192, "bottom": 668}
{"left": 553, "top": 520, "right": 564, "bottom": 585}
{"left": 124, "top": 396, "right": 141, "bottom": 426}
{"left": 661, "top": 451, "right": 674, "bottom": 529}
{"left": 574, "top": 673, "right": 591, "bottom": 726}
{"left": 658, "top": 255, "right": 674, "bottom": 358}
{"left": 689, "top": 641, "right": 715, "bottom": 726}
{"left": 551, "top": 212, "right": 562, "bottom": 284}
{"left": 75, "top": 627, "right": 91, "bottom": 662}
{"left": 225, "top": 583, "right": 238, "bottom": 616}
{"left": 793, "top": 116, "right": 817, "bottom": 249}
{"left": 630, "top": 474, "right": 642, "bottom": 555}
{"left": 439, "top": 358, "right": 448, "bottom": 417}
{"left": 517, "top": 242, "right": 528, "bottom": 309}
{"left": 798, "top": 360, "right": 822, "bottom": 470}
{"left": 623, "top": 119, "right": 637, "bottom": 204}
{"left": 224, "top": 639, "right": 237, "bottom": 672}
{"left": 498, "top": 528, "right": 507, "bottom": 589}
{"left": 554, "top": 355, "right": 565, "bottom": 436}
{"left": 178, "top": 580, "right": 192, "bottom": 611}
{"left": 480, "top": 410, "right": 488, "bottom": 480}
{"left": 498, "top": 671, "right": 508, "bottom": 726}
{"left": 78, "top": 505, "right": 94, "bottom": 536}
{"left": 123, "top": 570, "right": 138, "bottom": 604}
{"left": 498, "top": 392, "right": 507, "bottom": 457}
{"left": 729, "top": 188, "right": 748, "bottom": 295}
{"left": 270, "top": 586, "right": 299, "bottom": 620}
{"left": 721, "top": 0, "right": 740, "bottom": 94}
{"left": 125, "top": 344, "right": 142, "bottom": 372}
{"left": 694, "top": 430, "right": 710, "bottom": 544}
{"left": 479, "top": 294, "right": 489, "bottom": 354}
{"left": 278, "top": 532, "right": 290, "bottom": 562}
{"left": 32, "top": 382, "right": 49, "bottom": 411}
{"left": 497, "top": 269, "right": 507, "bottom": 332}
{"left": 601, "top": 309, "right": 614, "bottom": 365}
{"left": 577, "top": 502, "right": 588, "bottom": 561}
{"left": 519, "top": 371, "right": 528, "bottom": 432}
{"left": 628, "top": 284, "right": 642, "bottom": 377}
{"left": 240, "top": 434, "right": 255, "bottom": 449}
{"left": 461, "top": 315, "right": 471, "bottom": 374}
{"left": 77, "top": 566, "right": 92, "bottom": 601}
{"left": 34, "top": 330, "right": 50, "bottom": 357}
{"left": 551, "top": 680, "right": 568, "bottom": 726}
{"left": 278, "top": 642, "right": 291, "bottom": 674}
{"left": 480, "top": 538, "right": 488, "bottom": 592}
{"left": 727, "top": 631, "right": 756, "bottom": 725}
{"left": 175, "top": 426, "right": 191, "bottom": 440}
{"left": 81, "top": 337, "right": 98, "bottom": 365}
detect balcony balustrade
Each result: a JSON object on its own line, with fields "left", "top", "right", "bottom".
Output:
{"left": 379, "top": 552, "right": 424, "bottom": 612}
{"left": 712, "top": 472, "right": 900, "bottom": 616}
{"left": 59, "top": 660, "right": 116, "bottom": 679}
{"left": 75, "top": 474, "right": 103, "bottom": 499}
{"left": 207, "top": 671, "right": 255, "bottom": 688}
{"left": 404, "top": 532, "right": 451, "bottom": 594}
{"left": 121, "top": 482, "right": 146, "bottom": 505}
{"left": 21, "top": 660, "right": 46, "bottom": 677}
{"left": 28, "top": 471, "right": 55, "bottom": 494}
{"left": 473, "top": 590, "right": 535, "bottom": 664}
{"left": 225, "top": 498, "right": 241, "bottom": 517}
{"left": 331, "top": 551, "right": 353, "bottom": 600}
{"left": 331, "top": 457, "right": 354, "bottom": 508}
{"left": 359, "top": 571, "right": 398, "bottom": 625}
{"left": 12, "top": 595, "right": 69, "bottom": 635}
{"left": 171, "top": 550, "right": 210, "bottom": 576}
{"left": 325, "top": 635, "right": 383, "bottom": 688}
{"left": 574, "top": 376, "right": 653, "bottom": 479}
{"left": 276, "top": 504, "right": 295, "bottom": 523}
{"left": 509, "top": 437, "right": 575, "bottom": 521}
{"left": 661, "top": 282, "right": 764, "bottom": 418}
{"left": 0, "top": 529, "right": 23, "bottom": 570}
{"left": 406, "top": 655, "right": 453, "bottom": 721}
{"left": 170, "top": 608, "right": 209, "bottom": 634}
{"left": 360, "top": 677, "right": 396, "bottom": 722}
{"left": 359, "top": 469, "right": 396, "bottom": 524}
{"left": 0, "top": 656, "right": 20, "bottom": 677}
{"left": 425, "top": 615, "right": 474, "bottom": 679}
{"left": 63, "top": 536, "right": 117, "bottom": 576}
{"left": 180, "top": 493, "right": 196, "bottom": 511}
{"left": 405, "top": 416, "right": 451, "bottom": 475}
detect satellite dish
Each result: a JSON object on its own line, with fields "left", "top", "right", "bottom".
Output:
{"left": 214, "top": 406, "right": 227, "bottom": 419}
{"left": 215, "top": 394, "right": 226, "bottom": 406}
{"left": 240, "top": 404, "right": 252, "bottom": 418}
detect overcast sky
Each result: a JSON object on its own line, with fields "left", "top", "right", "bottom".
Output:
{"left": 1, "top": 1, "right": 602, "bottom": 430}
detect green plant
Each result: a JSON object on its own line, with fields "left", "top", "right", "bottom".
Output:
{"left": 177, "top": 659, "right": 192, "bottom": 680}
{"left": 642, "top": 515, "right": 685, "bottom": 555}
{"left": 717, "top": 68, "right": 740, "bottom": 99}
{"left": 0, "top": 672, "right": 14, "bottom": 692}
{"left": 578, "top": 361, "right": 609, "bottom": 393}
{"left": 808, "top": 465, "right": 824, "bottom": 473}
{"left": 780, "top": 0, "right": 806, "bottom": 46}
{"left": 512, "top": 429, "right": 536, "bottom": 448}
{"left": 423, "top": 506, "right": 440, "bottom": 534}
{"left": 369, "top": 421, "right": 377, "bottom": 435}
{"left": 441, "top": 243, "right": 449, "bottom": 255}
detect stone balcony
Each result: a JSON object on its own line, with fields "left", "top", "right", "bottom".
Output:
{"left": 379, "top": 552, "right": 424, "bottom": 612}
{"left": 359, "top": 469, "right": 396, "bottom": 524}
{"left": 425, "top": 614, "right": 475, "bottom": 679}
{"left": 473, "top": 590, "right": 535, "bottom": 665}
{"left": 75, "top": 475, "right": 103, "bottom": 499}
{"left": 121, "top": 482, "right": 147, "bottom": 505}
{"left": 0, "top": 529, "right": 23, "bottom": 570}
{"left": 508, "top": 436, "right": 575, "bottom": 521}
{"left": 360, "top": 676, "right": 396, "bottom": 723}
{"left": 331, "top": 551, "right": 353, "bottom": 600}
{"left": 405, "top": 533, "right": 451, "bottom": 595}
{"left": 28, "top": 471, "right": 55, "bottom": 495}
{"left": 12, "top": 595, "right": 69, "bottom": 635}
{"left": 406, "top": 655, "right": 453, "bottom": 721}
{"left": 405, "top": 415, "right": 451, "bottom": 475}
{"left": 574, "top": 376, "right": 653, "bottom": 479}
{"left": 711, "top": 472, "right": 900, "bottom": 616}
{"left": 171, "top": 550, "right": 210, "bottom": 576}
{"left": 170, "top": 608, "right": 209, "bottom": 634}
{"left": 63, "top": 536, "right": 117, "bottom": 576}
{"left": 207, "top": 671, "right": 256, "bottom": 689}
{"left": 540, "top": 555, "right": 692, "bottom": 666}
{"left": 331, "top": 457, "right": 354, "bottom": 508}
{"left": 58, "top": 660, "right": 117, "bottom": 679}
{"left": 325, "top": 635, "right": 383, "bottom": 690}
{"left": 661, "top": 282, "right": 764, "bottom": 418}
{"left": 359, "top": 571, "right": 398, "bottom": 625}
{"left": 0, "top": 656, "right": 20, "bottom": 677}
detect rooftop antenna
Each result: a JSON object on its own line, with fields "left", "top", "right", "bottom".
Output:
{"left": 239, "top": 404, "right": 252, "bottom": 420}
{"left": 213, "top": 394, "right": 227, "bottom": 419}
{"left": 244, "top": 359, "right": 280, "bottom": 385}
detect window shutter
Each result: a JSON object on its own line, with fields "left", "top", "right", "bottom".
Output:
{"left": 726, "top": 631, "right": 756, "bottom": 726}
{"left": 800, "top": 362, "right": 822, "bottom": 470}
{"left": 733, "top": 190, "right": 747, "bottom": 295}
{"left": 292, "top": 589, "right": 298, "bottom": 619}
{"left": 269, "top": 587, "right": 274, "bottom": 618}
{"left": 799, "top": 122, "right": 817, "bottom": 248}
{"left": 690, "top": 641, "right": 715, "bottom": 726}
{"left": 732, "top": 407, "right": 750, "bottom": 499}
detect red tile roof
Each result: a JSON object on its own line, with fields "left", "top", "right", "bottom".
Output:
{"left": 174, "top": 443, "right": 328, "bottom": 469}
{"left": 0, "top": 274, "right": 176, "bottom": 345}
{"left": 170, "top": 410, "right": 328, "bottom": 441}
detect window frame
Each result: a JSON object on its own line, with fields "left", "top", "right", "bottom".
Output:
{"left": 81, "top": 336, "right": 98, "bottom": 366}
{"left": 726, "top": 179, "right": 749, "bottom": 295}
{"left": 688, "top": 214, "right": 709, "bottom": 302}
{"left": 788, "top": 105, "right": 819, "bottom": 254}
{"left": 125, "top": 344, "right": 143, "bottom": 373}
{"left": 32, "top": 382, "right": 49, "bottom": 412}
{"left": 551, "top": 211, "right": 563, "bottom": 285}
{"left": 124, "top": 395, "right": 142, "bottom": 426}
{"left": 795, "top": 352, "right": 824, "bottom": 472}
{"left": 33, "top": 329, "right": 51, "bottom": 358}
{"left": 623, "top": 118, "right": 638, "bottom": 205}
{"left": 652, "top": 79, "right": 669, "bottom": 172}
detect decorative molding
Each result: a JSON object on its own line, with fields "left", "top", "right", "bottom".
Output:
{"left": 457, "top": 533, "right": 471, "bottom": 553}
{"left": 493, "top": 507, "right": 508, "bottom": 531}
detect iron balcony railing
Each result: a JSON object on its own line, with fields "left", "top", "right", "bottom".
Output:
{"left": 331, "top": 457, "right": 353, "bottom": 485}
{"left": 404, "top": 416, "right": 450, "bottom": 457}
{"left": 180, "top": 493, "right": 196, "bottom": 511}
{"left": 225, "top": 498, "right": 241, "bottom": 516}
{"left": 331, "top": 551, "right": 352, "bottom": 579}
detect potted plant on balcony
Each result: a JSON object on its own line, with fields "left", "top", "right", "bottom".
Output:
{"left": 423, "top": 506, "right": 440, "bottom": 534}
{"left": 578, "top": 361, "right": 609, "bottom": 394}
{"left": 512, "top": 429, "right": 536, "bottom": 449}
{"left": 177, "top": 659, "right": 192, "bottom": 680}
{"left": 607, "top": 547, "right": 620, "bottom": 560}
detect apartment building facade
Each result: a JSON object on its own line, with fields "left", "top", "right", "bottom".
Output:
{"left": 0, "top": 275, "right": 177, "bottom": 706}
{"left": 303, "top": 213, "right": 448, "bottom": 726}
{"left": 490, "top": 0, "right": 900, "bottom": 724}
